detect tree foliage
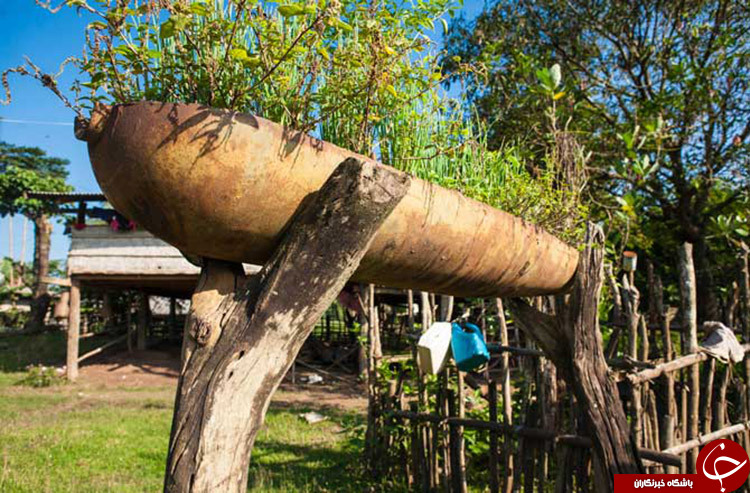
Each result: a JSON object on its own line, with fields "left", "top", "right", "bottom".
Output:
{"left": 444, "top": 0, "right": 750, "bottom": 312}
{"left": 0, "top": 142, "right": 72, "bottom": 219}
{"left": 445, "top": 0, "right": 749, "bottom": 241}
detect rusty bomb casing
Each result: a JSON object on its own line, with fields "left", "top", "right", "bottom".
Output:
{"left": 77, "top": 101, "right": 579, "bottom": 297}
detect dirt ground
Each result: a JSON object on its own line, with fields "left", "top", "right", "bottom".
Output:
{"left": 77, "top": 347, "right": 368, "bottom": 412}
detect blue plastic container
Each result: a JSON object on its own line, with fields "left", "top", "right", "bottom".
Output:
{"left": 451, "top": 322, "right": 490, "bottom": 372}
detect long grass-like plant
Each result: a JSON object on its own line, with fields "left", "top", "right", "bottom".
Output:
{"left": 3, "top": 0, "right": 586, "bottom": 239}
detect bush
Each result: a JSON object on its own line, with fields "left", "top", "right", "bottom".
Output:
{"left": 16, "top": 364, "right": 65, "bottom": 388}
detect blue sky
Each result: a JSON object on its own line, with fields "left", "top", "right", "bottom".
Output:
{"left": 0, "top": 0, "right": 485, "bottom": 263}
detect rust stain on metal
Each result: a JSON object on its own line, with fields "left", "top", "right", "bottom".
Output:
{"left": 80, "top": 101, "right": 579, "bottom": 298}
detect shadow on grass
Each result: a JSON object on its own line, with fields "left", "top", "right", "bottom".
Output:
{"left": 248, "top": 439, "right": 365, "bottom": 491}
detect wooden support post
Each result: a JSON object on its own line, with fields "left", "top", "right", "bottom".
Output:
{"left": 126, "top": 294, "right": 134, "bottom": 353}
{"left": 678, "top": 242, "right": 699, "bottom": 473}
{"left": 507, "top": 224, "right": 643, "bottom": 492}
{"left": 66, "top": 279, "right": 81, "bottom": 381}
{"left": 137, "top": 293, "right": 149, "bottom": 351}
{"left": 102, "top": 292, "right": 114, "bottom": 330}
{"left": 169, "top": 297, "right": 178, "bottom": 339}
{"left": 163, "top": 159, "right": 409, "bottom": 492}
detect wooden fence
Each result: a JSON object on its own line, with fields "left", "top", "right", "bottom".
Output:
{"left": 366, "top": 245, "right": 750, "bottom": 491}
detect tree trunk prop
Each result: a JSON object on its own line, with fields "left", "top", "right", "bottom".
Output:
{"left": 163, "top": 158, "right": 409, "bottom": 492}
{"left": 507, "top": 224, "right": 643, "bottom": 492}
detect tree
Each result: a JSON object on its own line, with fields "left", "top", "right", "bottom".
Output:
{"left": 445, "top": 0, "right": 750, "bottom": 319}
{"left": 0, "top": 142, "right": 71, "bottom": 331}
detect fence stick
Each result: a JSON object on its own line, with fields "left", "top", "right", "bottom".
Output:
{"left": 440, "top": 369, "right": 451, "bottom": 488}
{"left": 77, "top": 333, "right": 128, "bottom": 363}
{"left": 701, "top": 359, "right": 716, "bottom": 434}
{"left": 679, "top": 242, "right": 700, "bottom": 473}
{"left": 663, "top": 421, "right": 750, "bottom": 456}
{"left": 457, "top": 370, "right": 468, "bottom": 493}
{"left": 489, "top": 380, "right": 499, "bottom": 493}
{"left": 626, "top": 344, "right": 750, "bottom": 385}
{"left": 715, "top": 364, "right": 731, "bottom": 431}
{"left": 496, "top": 298, "right": 514, "bottom": 493}
{"left": 448, "top": 389, "right": 463, "bottom": 493}
{"left": 738, "top": 247, "right": 750, "bottom": 452}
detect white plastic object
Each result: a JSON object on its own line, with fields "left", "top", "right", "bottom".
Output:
{"left": 417, "top": 322, "right": 453, "bottom": 375}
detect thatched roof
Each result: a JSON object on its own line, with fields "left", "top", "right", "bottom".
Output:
{"left": 68, "top": 225, "right": 258, "bottom": 297}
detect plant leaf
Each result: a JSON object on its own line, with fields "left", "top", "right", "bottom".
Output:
{"left": 278, "top": 4, "right": 305, "bottom": 17}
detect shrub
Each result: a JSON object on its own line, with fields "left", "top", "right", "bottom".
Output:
{"left": 16, "top": 364, "right": 65, "bottom": 388}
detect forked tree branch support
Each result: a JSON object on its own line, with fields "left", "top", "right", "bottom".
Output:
{"left": 164, "top": 158, "right": 409, "bottom": 492}
{"left": 507, "top": 224, "right": 643, "bottom": 492}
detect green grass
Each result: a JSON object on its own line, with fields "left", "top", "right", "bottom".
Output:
{"left": 0, "top": 332, "right": 370, "bottom": 492}
{"left": 0, "top": 375, "right": 368, "bottom": 492}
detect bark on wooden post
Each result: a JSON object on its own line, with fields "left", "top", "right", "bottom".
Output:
{"left": 507, "top": 224, "right": 643, "bottom": 492}
{"left": 66, "top": 279, "right": 81, "bottom": 381}
{"left": 678, "top": 242, "right": 699, "bottom": 473}
{"left": 163, "top": 158, "right": 409, "bottom": 492}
